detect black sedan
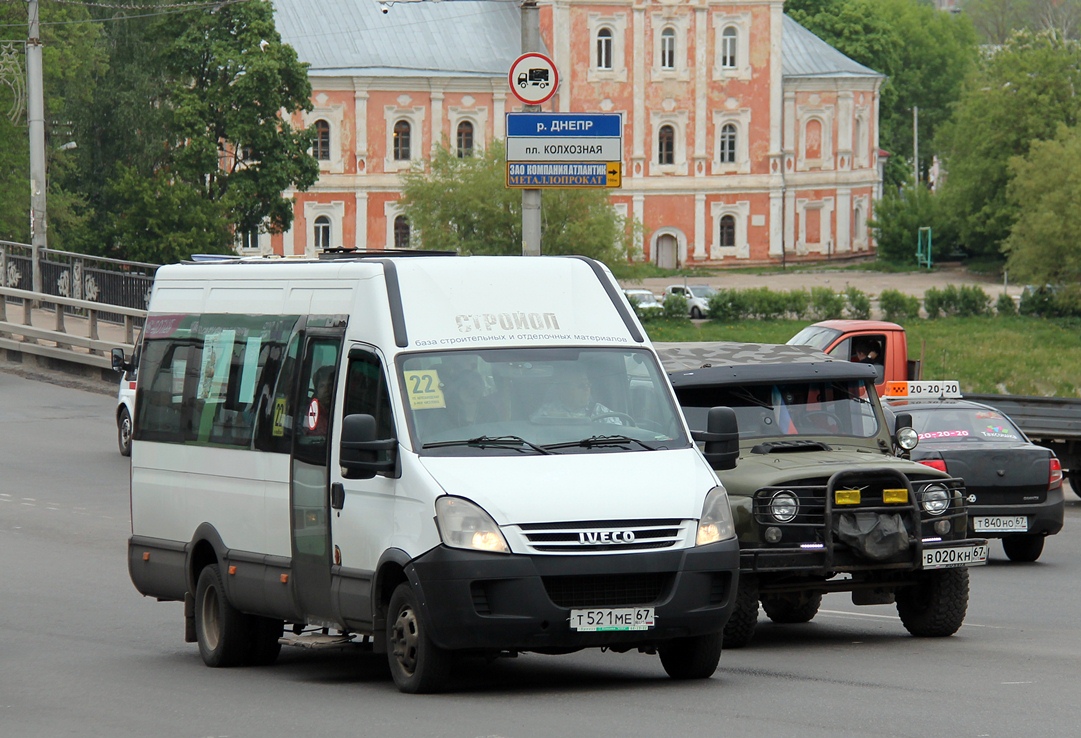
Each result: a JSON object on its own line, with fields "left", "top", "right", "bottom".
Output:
{"left": 885, "top": 397, "right": 1065, "bottom": 562}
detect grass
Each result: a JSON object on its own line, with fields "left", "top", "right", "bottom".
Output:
{"left": 641, "top": 315, "right": 1081, "bottom": 397}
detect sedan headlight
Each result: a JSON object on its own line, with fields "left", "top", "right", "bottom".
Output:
{"left": 770, "top": 491, "right": 799, "bottom": 523}
{"left": 435, "top": 497, "right": 509, "bottom": 554}
{"left": 920, "top": 483, "right": 950, "bottom": 516}
{"left": 696, "top": 486, "right": 736, "bottom": 545}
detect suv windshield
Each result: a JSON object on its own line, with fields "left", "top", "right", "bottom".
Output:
{"left": 399, "top": 347, "right": 690, "bottom": 455}
{"left": 677, "top": 379, "right": 880, "bottom": 441}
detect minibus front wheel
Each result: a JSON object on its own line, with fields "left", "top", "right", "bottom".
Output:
{"left": 387, "top": 582, "right": 452, "bottom": 693}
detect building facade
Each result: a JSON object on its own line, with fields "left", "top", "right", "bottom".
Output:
{"left": 268, "top": 0, "right": 883, "bottom": 267}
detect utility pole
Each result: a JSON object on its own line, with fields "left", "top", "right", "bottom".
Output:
{"left": 520, "top": 0, "right": 541, "bottom": 256}
{"left": 28, "top": 0, "right": 47, "bottom": 293}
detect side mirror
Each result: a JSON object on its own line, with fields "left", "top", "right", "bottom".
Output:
{"left": 340, "top": 413, "right": 396, "bottom": 479}
{"left": 691, "top": 406, "right": 739, "bottom": 471}
{"left": 111, "top": 347, "right": 131, "bottom": 374}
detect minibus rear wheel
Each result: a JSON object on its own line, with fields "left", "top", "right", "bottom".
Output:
{"left": 387, "top": 582, "right": 452, "bottom": 693}
{"left": 195, "top": 564, "right": 247, "bottom": 667}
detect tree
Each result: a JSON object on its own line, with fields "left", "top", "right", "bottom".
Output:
{"left": 1003, "top": 124, "right": 1081, "bottom": 285}
{"left": 787, "top": 0, "right": 978, "bottom": 189}
{"left": 937, "top": 31, "right": 1081, "bottom": 257}
{"left": 870, "top": 184, "right": 959, "bottom": 264}
{"left": 962, "top": 0, "right": 1032, "bottom": 44}
{"left": 398, "top": 140, "right": 637, "bottom": 266}
{"left": 0, "top": 2, "right": 105, "bottom": 246}
{"left": 61, "top": 0, "right": 318, "bottom": 263}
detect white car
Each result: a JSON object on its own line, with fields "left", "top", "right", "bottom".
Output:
{"left": 623, "top": 288, "right": 663, "bottom": 318}
{"left": 112, "top": 344, "right": 140, "bottom": 456}
{"left": 664, "top": 284, "right": 716, "bottom": 319}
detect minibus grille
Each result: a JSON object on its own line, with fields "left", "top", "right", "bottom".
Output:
{"left": 516, "top": 519, "right": 687, "bottom": 554}
{"left": 543, "top": 572, "right": 672, "bottom": 608}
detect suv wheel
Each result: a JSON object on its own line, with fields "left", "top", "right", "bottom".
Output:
{"left": 761, "top": 592, "right": 822, "bottom": 624}
{"left": 896, "top": 567, "right": 969, "bottom": 637}
{"left": 722, "top": 575, "right": 759, "bottom": 648}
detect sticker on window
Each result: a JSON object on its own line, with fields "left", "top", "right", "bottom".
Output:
{"left": 918, "top": 430, "right": 969, "bottom": 440}
{"left": 404, "top": 370, "right": 446, "bottom": 410}
{"left": 980, "top": 425, "right": 1019, "bottom": 439}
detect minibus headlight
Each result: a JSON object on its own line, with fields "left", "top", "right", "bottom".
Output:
{"left": 696, "top": 486, "right": 736, "bottom": 545}
{"left": 435, "top": 497, "right": 510, "bottom": 554}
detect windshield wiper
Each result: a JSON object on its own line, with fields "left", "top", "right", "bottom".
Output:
{"left": 544, "top": 434, "right": 657, "bottom": 451}
{"left": 422, "top": 435, "right": 553, "bottom": 455}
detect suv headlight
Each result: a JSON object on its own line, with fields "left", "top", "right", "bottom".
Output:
{"left": 435, "top": 497, "right": 510, "bottom": 554}
{"left": 920, "top": 483, "right": 950, "bottom": 516}
{"left": 769, "top": 491, "right": 799, "bottom": 523}
{"left": 697, "top": 486, "right": 736, "bottom": 545}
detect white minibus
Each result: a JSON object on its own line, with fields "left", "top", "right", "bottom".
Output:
{"left": 117, "top": 253, "right": 740, "bottom": 693}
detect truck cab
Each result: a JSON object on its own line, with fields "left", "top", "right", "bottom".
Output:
{"left": 788, "top": 319, "right": 918, "bottom": 394}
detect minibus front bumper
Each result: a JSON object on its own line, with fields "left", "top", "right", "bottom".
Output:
{"left": 406, "top": 538, "right": 741, "bottom": 651}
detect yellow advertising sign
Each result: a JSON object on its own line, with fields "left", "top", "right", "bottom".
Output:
{"left": 404, "top": 370, "right": 446, "bottom": 410}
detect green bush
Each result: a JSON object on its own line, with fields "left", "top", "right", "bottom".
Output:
{"left": 1052, "top": 285, "right": 1081, "bottom": 317}
{"left": 924, "top": 284, "right": 991, "bottom": 318}
{"left": 707, "top": 289, "right": 749, "bottom": 321}
{"left": 746, "top": 287, "right": 789, "bottom": 319}
{"left": 809, "top": 287, "right": 846, "bottom": 320}
{"left": 956, "top": 285, "right": 991, "bottom": 317}
{"left": 995, "top": 292, "right": 1017, "bottom": 316}
{"left": 844, "top": 286, "right": 872, "bottom": 320}
{"left": 1019, "top": 286, "right": 1055, "bottom": 317}
{"left": 662, "top": 293, "right": 689, "bottom": 321}
{"left": 879, "top": 289, "right": 921, "bottom": 322}
{"left": 784, "top": 289, "right": 811, "bottom": 320}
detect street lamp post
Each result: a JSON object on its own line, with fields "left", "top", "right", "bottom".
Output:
{"left": 27, "top": 0, "right": 47, "bottom": 293}
{"left": 520, "top": 0, "right": 541, "bottom": 256}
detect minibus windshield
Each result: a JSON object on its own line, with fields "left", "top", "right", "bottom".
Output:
{"left": 399, "top": 347, "right": 691, "bottom": 455}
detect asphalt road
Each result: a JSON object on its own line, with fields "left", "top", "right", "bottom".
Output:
{"left": 2, "top": 370, "right": 1080, "bottom": 737}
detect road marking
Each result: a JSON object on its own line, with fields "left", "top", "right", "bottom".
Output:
{"left": 819, "top": 609, "right": 996, "bottom": 628}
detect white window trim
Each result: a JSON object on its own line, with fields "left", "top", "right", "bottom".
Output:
{"left": 797, "top": 108, "right": 835, "bottom": 170}
{"left": 711, "top": 109, "right": 751, "bottom": 174}
{"left": 384, "top": 201, "right": 413, "bottom": 250}
{"left": 651, "top": 228, "right": 687, "bottom": 268}
{"left": 384, "top": 106, "right": 426, "bottom": 172}
{"left": 854, "top": 108, "right": 871, "bottom": 169}
{"left": 712, "top": 14, "right": 752, "bottom": 81}
{"left": 852, "top": 195, "right": 869, "bottom": 251}
{"left": 651, "top": 14, "right": 692, "bottom": 81}
{"left": 650, "top": 110, "right": 689, "bottom": 176}
{"left": 795, "top": 197, "right": 835, "bottom": 255}
{"left": 448, "top": 106, "right": 488, "bottom": 157}
{"left": 709, "top": 201, "right": 750, "bottom": 259}
{"left": 305, "top": 104, "right": 345, "bottom": 174}
{"left": 588, "top": 14, "right": 628, "bottom": 83}
{"left": 303, "top": 201, "right": 346, "bottom": 257}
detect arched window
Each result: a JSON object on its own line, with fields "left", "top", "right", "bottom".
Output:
{"left": 314, "top": 216, "right": 332, "bottom": 251}
{"left": 596, "top": 28, "right": 613, "bottom": 70}
{"left": 313, "top": 120, "right": 331, "bottom": 161}
{"left": 721, "top": 27, "right": 737, "bottom": 69}
{"left": 719, "top": 215, "right": 735, "bottom": 248}
{"left": 457, "top": 121, "right": 474, "bottom": 158}
{"left": 805, "top": 119, "right": 823, "bottom": 160}
{"left": 658, "top": 125, "right": 675, "bottom": 165}
{"left": 660, "top": 28, "right": 676, "bottom": 70}
{"left": 393, "top": 120, "right": 411, "bottom": 161}
{"left": 394, "top": 216, "right": 411, "bottom": 249}
{"left": 720, "top": 123, "right": 737, "bottom": 164}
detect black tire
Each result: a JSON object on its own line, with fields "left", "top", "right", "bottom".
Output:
{"left": 722, "top": 576, "right": 759, "bottom": 649}
{"left": 245, "top": 616, "right": 283, "bottom": 666}
{"left": 761, "top": 592, "right": 822, "bottom": 624}
{"left": 1002, "top": 534, "right": 1045, "bottom": 563}
{"left": 386, "top": 582, "right": 452, "bottom": 694}
{"left": 690, "top": 306, "right": 704, "bottom": 319}
{"left": 1067, "top": 471, "right": 1080, "bottom": 496}
{"left": 659, "top": 632, "right": 722, "bottom": 680}
{"left": 194, "top": 564, "right": 248, "bottom": 667}
{"left": 895, "top": 567, "right": 969, "bottom": 638}
{"left": 118, "top": 407, "right": 132, "bottom": 457}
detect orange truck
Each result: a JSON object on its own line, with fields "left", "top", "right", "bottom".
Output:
{"left": 788, "top": 320, "right": 1081, "bottom": 492}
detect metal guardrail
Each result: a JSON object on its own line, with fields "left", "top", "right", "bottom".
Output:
{"left": 0, "top": 284, "right": 147, "bottom": 371}
{"left": 1, "top": 241, "right": 155, "bottom": 372}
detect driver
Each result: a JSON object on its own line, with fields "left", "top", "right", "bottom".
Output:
{"left": 532, "top": 365, "right": 622, "bottom": 424}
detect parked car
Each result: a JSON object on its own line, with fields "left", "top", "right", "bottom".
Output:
{"left": 623, "top": 288, "right": 663, "bottom": 318}
{"left": 883, "top": 389, "right": 1065, "bottom": 562}
{"left": 663, "top": 284, "right": 716, "bottom": 319}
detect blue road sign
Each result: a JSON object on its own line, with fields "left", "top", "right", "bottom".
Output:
{"left": 506, "top": 113, "right": 622, "bottom": 138}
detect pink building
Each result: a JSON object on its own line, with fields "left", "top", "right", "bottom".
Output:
{"left": 268, "top": 0, "right": 883, "bottom": 267}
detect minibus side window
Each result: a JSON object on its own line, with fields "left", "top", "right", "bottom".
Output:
{"left": 255, "top": 334, "right": 300, "bottom": 453}
{"left": 344, "top": 351, "right": 396, "bottom": 452}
